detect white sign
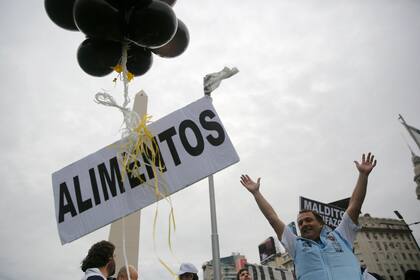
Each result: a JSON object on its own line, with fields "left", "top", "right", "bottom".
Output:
{"left": 52, "top": 96, "right": 239, "bottom": 244}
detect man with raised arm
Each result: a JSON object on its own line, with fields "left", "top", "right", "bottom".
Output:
{"left": 240, "top": 153, "right": 377, "bottom": 280}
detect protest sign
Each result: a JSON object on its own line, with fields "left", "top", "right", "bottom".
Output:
{"left": 258, "top": 236, "right": 276, "bottom": 263}
{"left": 52, "top": 96, "right": 239, "bottom": 244}
{"left": 246, "top": 264, "right": 294, "bottom": 280}
{"left": 299, "top": 196, "right": 345, "bottom": 229}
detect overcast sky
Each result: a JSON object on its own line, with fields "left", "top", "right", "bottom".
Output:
{"left": 1, "top": 0, "right": 420, "bottom": 279}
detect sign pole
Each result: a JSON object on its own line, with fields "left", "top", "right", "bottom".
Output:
{"left": 108, "top": 90, "right": 148, "bottom": 271}
{"left": 208, "top": 174, "right": 221, "bottom": 280}
{"left": 202, "top": 67, "right": 238, "bottom": 280}
{"left": 205, "top": 92, "right": 221, "bottom": 280}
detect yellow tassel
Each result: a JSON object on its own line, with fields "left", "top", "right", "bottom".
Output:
{"left": 114, "top": 64, "right": 123, "bottom": 73}
{"left": 127, "top": 72, "right": 134, "bottom": 82}
{"left": 120, "top": 114, "right": 178, "bottom": 278}
{"left": 113, "top": 64, "right": 135, "bottom": 82}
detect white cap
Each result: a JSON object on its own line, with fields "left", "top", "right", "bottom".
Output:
{"left": 178, "top": 263, "right": 198, "bottom": 275}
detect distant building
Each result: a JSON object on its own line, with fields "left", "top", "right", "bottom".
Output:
{"left": 412, "top": 152, "right": 420, "bottom": 200}
{"left": 353, "top": 214, "right": 420, "bottom": 280}
{"left": 202, "top": 253, "right": 247, "bottom": 280}
{"left": 398, "top": 115, "right": 420, "bottom": 200}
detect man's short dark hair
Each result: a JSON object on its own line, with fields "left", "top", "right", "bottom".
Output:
{"left": 405, "top": 269, "right": 420, "bottom": 280}
{"left": 81, "top": 240, "right": 115, "bottom": 272}
{"left": 237, "top": 268, "right": 249, "bottom": 280}
{"left": 298, "top": 209, "right": 325, "bottom": 225}
{"left": 369, "top": 272, "right": 385, "bottom": 280}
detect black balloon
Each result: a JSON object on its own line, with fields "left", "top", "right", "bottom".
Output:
{"left": 158, "top": 0, "right": 176, "bottom": 6}
{"left": 77, "top": 38, "right": 122, "bottom": 76}
{"left": 45, "top": 0, "right": 78, "bottom": 31}
{"left": 106, "top": 0, "right": 152, "bottom": 10}
{"left": 74, "top": 0, "right": 124, "bottom": 41}
{"left": 152, "top": 19, "right": 189, "bottom": 58}
{"left": 128, "top": 0, "right": 177, "bottom": 48}
{"left": 127, "top": 45, "right": 153, "bottom": 76}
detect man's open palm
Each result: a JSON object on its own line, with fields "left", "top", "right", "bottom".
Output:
{"left": 354, "top": 152, "right": 377, "bottom": 175}
{"left": 240, "top": 174, "right": 261, "bottom": 194}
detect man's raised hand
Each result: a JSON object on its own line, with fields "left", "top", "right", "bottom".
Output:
{"left": 354, "top": 152, "right": 377, "bottom": 176}
{"left": 240, "top": 174, "right": 261, "bottom": 194}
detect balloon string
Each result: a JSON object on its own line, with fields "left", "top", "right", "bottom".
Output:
{"left": 94, "top": 41, "right": 178, "bottom": 278}
{"left": 120, "top": 115, "right": 178, "bottom": 278}
{"left": 122, "top": 217, "right": 132, "bottom": 280}
{"left": 94, "top": 42, "right": 139, "bottom": 138}
{"left": 121, "top": 42, "right": 132, "bottom": 280}
{"left": 121, "top": 42, "right": 130, "bottom": 109}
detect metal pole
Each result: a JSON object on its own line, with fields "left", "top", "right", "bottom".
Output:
{"left": 208, "top": 174, "right": 221, "bottom": 280}
{"left": 205, "top": 90, "right": 221, "bottom": 280}
{"left": 203, "top": 67, "right": 238, "bottom": 280}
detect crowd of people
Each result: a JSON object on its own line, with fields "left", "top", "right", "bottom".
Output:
{"left": 80, "top": 153, "right": 419, "bottom": 280}
{"left": 79, "top": 239, "right": 199, "bottom": 280}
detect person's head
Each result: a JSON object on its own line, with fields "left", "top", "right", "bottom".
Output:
{"left": 117, "top": 265, "right": 138, "bottom": 280}
{"left": 81, "top": 240, "right": 116, "bottom": 277}
{"left": 297, "top": 210, "right": 325, "bottom": 240}
{"left": 178, "top": 263, "right": 198, "bottom": 280}
{"left": 237, "top": 268, "right": 251, "bottom": 280}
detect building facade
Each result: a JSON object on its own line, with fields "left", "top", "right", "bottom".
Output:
{"left": 353, "top": 214, "right": 420, "bottom": 280}
{"left": 412, "top": 152, "right": 420, "bottom": 200}
{"left": 202, "top": 253, "right": 247, "bottom": 280}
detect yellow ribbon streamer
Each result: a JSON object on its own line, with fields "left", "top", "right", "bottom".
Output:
{"left": 120, "top": 113, "right": 178, "bottom": 278}
{"left": 97, "top": 42, "right": 179, "bottom": 279}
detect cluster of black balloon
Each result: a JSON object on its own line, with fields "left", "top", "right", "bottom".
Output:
{"left": 45, "top": 0, "right": 189, "bottom": 77}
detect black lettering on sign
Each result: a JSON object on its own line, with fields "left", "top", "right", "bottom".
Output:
{"left": 98, "top": 156, "right": 125, "bottom": 201}
{"left": 158, "top": 126, "right": 181, "bottom": 166}
{"left": 124, "top": 156, "right": 146, "bottom": 189}
{"left": 74, "top": 176, "right": 92, "bottom": 213}
{"left": 151, "top": 137, "right": 167, "bottom": 173}
{"left": 89, "top": 168, "right": 101, "bottom": 206}
{"left": 199, "top": 109, "right": 225, "bottom": 146}
{"left": 179, "top": 119, "right": 204, "bottom": 156}
{"left": 58, "top": 182, "right": 77, "bottom": 223}
{"left": 141, "top": 152, "right": 154, "bottom": 180}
